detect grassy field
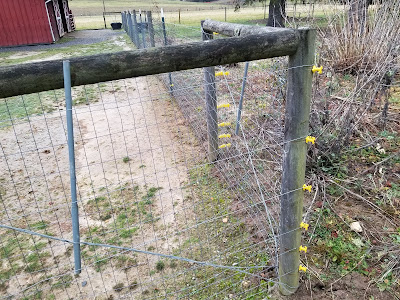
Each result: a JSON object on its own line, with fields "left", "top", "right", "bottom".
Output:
{"left": 70, "top": 0, "right": 231, "bottom": 15}
{"left": 71, "top": 0, "right": 330, "bottom": 30}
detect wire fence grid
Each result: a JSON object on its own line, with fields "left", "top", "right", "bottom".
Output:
{"left": 0, "top": 16, "right": 318, "bottom": 300}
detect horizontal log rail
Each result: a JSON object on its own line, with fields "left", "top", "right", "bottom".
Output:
{"left": 202, "top": 19, "right": 297, "bottom": 37}
{"left": 0, "top": 20, "right": 300, "bottom": 98}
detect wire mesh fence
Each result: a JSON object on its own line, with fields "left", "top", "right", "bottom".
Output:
{"left": 0, "top": 16, "right": 317, "bottom": 300}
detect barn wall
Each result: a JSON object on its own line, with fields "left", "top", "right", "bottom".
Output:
{"left": 0, "top": 0, "right": 55, "bottom": 47}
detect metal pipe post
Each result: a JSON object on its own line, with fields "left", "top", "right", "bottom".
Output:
{"left": 63, "top": 60, "right": 81, "bottom": 275}
{"left": 235, "top": 61, "right": 249, "bottom": 135}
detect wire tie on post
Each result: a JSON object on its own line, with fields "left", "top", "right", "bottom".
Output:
{"left": 302, "top": 184, "right": 312, "bottom": 193}
{"left": 299, "top": 265, "right": 307, "bottom": 272}
{"left": 218, "top": 134, "right": 231, "bottom": 139}
{"left": 219, "top": 143, "right": 231, "bottom": 149}
{"left": 300, "top": 222, "right": 309, "bottom": 231}
{"left": 170, "top": 84, "right": 174, "bottom": 87}
{"left": 299, "top": 245, "right": 307, "bottom": 253}
{"left": 305, "top": 136, "right": 316, "bottom": 144}
{"left": 312, "top": 65, "right": 323, "bottom": 74}
{"left": 217, "top": 103, "right": 230, "bottom": 109}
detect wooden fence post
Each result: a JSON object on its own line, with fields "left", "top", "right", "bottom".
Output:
{"left": 279, "top": 28, "right": 316, "bottom": 295}
{"left": 132, "top": 10, "right": 140, "bottom": 48}
{"left": 201, "top": 21, "right": 218, "bottom": 163}
{"left": 147, "top": 11, "right": 155, "bottom": 47}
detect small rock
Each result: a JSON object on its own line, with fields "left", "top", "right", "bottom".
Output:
{"left": 241, "top": 280, "right": 250, "bottom": 288}
{"left": 222, "top": 217, "right": 228, "bottom": 223}
{"left": 82, "top": 281, "right": 87, "bottom": 287}
{"left": 350, "top": 221, "right": 362, "bottom": 233}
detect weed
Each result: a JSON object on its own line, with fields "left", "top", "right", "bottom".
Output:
{"left": 156, "top": 260, "right": 165, "bottom": 272}
{"left": 119, "top": 228, "right": 138, "bottom": 239}
{"left": 30, "top": 221, "right": 49, "bottom": 231}
{"left": 142, "top": 187, "right": 163, "bottom": 204}
{"left": 52, "top": 274, "right": 73, "bottom": 289}
{"left": 94, "top": 255, "right": 108, "bottom": 272}
{"left": 114, "top": 255, "right": 137, "bottom": 269}
{"left": 113, "top": 282, "right": 124, "bottom": 292}
{"left": 129, "top": 280, "right": 138, "bottom": 290}
{"left": 122, "top": 156, "right": 131, "bottom": 163}
{"left": 25, "top": 252, "right": 49, "bottom": 273}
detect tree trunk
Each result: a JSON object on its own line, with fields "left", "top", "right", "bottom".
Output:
{"left": 348, "top": 0, "right": 370, "bottom": 32}
{"left": 267, "top": 0, "right": 286, "bottom": 27}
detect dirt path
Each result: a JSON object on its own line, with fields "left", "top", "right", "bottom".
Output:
{"left": 0, "top": 75, "right": 202, "bottom": 299}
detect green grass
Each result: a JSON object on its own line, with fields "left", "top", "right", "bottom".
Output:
{"left": 52, "top": 274, "right": 73, "bottom": 289}
{"left": 70, "top": 0, "right": 227, "bottom": 16}
{"left": 157, "top": 164, "right": 274, "bottom": 299}
{"left": 0, "top": 35, "right": 133, "bottom": 67}
{"left": 0, "top": 91, "right": 64, "bottom": 127}
{"left": 122, "top": 156, "right": 131, "bottom": 163}
{"left": 308, "top": 208, "right": 370, "bottom": 277}
{"left": 156, "top": 260, "right": 165, "bottom": 272}
{"left": 25, "top": 252, "right": 49, "bottom": 273}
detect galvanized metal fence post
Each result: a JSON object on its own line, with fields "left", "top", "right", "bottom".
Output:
{"left": 147, "top": 11, "right": 155, "bottom": 47}
{"left": 161, "top": 10, "right": 173, "bottom": 91}
{"left": 202, "top": 22, "right": 218, "bottom": 162}
{"left": 139, "top": 10, "right": 146, "bottom": 49}
{"left": 63, "top": 60, "right": 82, "bottom": 275}
{"left": 279, "top": 28, "right": 315, "bottom": 295}
{"left": 127, "top": 11, "right": 133, "bottom": 43}
{"left": 132, "top": 10, "right": 140, "bottom": 48}
{"left": 235, "top": 61, "right": 250, "bottom": 135}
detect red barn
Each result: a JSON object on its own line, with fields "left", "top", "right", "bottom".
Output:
{"left": 0, "top": 0, "right": 75, "bottom": 47}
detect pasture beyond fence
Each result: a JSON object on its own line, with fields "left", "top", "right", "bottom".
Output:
{"left": 0, "top": 17, "right": 317, "bottom": 299}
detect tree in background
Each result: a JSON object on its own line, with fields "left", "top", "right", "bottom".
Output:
{"left": 233, "top": 0, "right": 286, "bottom": 27}
{"left": 266, "top": 0, "right": 286, "bottom": 27}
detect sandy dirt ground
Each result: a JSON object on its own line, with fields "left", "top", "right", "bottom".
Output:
{"left": 0, "top": 75, "right": 202, "bottom": 299}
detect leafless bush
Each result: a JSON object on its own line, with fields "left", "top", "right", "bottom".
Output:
{"left": 309, "top": 1, "right": 400, "bottom": 158}
{"left": 321, "top": 1, "right": 400, "bottom": 75}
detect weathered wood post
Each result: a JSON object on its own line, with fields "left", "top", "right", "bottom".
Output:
{"left": 132, "top": 10, "right": 140, "bottom": 48}
{"left": 139, "top": 10, "right": 147, "bottom": 49}
{"left": 127, "top": 11, "right": 133, "bottom": 43}
{"left": 201, "top": 21, "right": 218, "bottom": 163}
{"left": 161, "top": 9, "right": 173, "bottom": 92}
{"left": 147, "top": 11, "right": 155, "bottom": 47}
{"left": 279, "top": 28, "right": 315, "bottom": 295}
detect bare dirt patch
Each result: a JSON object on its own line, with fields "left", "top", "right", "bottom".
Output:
{"left": 0, "top": 75, "right": 202, "bottom": 299}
